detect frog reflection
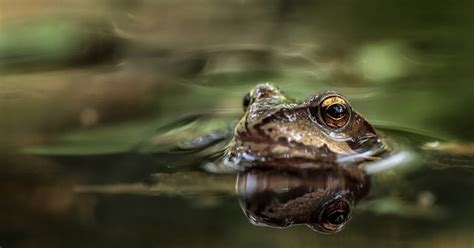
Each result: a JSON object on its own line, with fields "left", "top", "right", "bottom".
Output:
{"left": 225, "top": 83, "right": 389, "bottom": 233}
{"left": 237, "top": 165, "right": 370, "bottom": 233}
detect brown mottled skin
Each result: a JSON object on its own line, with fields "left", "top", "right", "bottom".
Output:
{"left": 224, "top": 83, "right": 387, "bottom": 171}
{"left": 229, "top": 83, "right": 389, "bottom": 233}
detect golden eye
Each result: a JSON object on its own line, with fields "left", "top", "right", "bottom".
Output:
{"left": 319, "top": 96, "right": 351, "bottom": 129}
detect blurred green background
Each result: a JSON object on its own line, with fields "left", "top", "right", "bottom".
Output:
{"left": 0, "top": 0, "right": 473, "bottom": 247}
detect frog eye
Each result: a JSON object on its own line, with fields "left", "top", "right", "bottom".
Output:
{"left": 309, "top": 198, "right": 352, "bottom": 233}
{"left": 318, "top": 96, "right": 351, "bottom": 129}
{"left": 242, "top": 92, "right": 252, "bottom": 110}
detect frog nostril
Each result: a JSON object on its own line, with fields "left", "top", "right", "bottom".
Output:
{"left": 243, "top": 92, "right": 252, "bottom": 110}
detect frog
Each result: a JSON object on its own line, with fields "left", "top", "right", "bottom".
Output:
{"left": 21, "top": 83, "right": 474, "bottom": 235}
{"left": 24, "top": 82, "right": 394, "bottom": 233}
{"left": 221, "top": 83, "right": 394, "bottom": 233}
{"left": 223, "top": 83, "right": 390, "bottom": 171}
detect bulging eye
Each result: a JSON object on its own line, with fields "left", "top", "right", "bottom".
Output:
{"left": 319, "top": 96, "right": 351, "bottom": 129}
{"left": 309, "top": 198, "right": 352, "bottom": 233}
{"left": 242, "top": 92, "right": 252, "bottom": 110}
{"left": 323, "top": 208, "right": 348, "bottom": 226}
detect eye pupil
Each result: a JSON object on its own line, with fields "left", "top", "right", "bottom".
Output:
{"left": 243, "top": 92, "right": 252, "bottom": 109}
{"left": 326, "top": 210, "right": 347, "bottom": 225}
{"left": 326, "top": 104, "right": 346, "bottom": 119}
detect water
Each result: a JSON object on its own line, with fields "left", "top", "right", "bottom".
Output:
{"left": 1, "top": 0, "right": 474, "bottom": 247}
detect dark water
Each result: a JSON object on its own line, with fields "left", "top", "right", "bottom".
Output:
{"left": 1, "top": 1, "right": 474, "bottom": 247}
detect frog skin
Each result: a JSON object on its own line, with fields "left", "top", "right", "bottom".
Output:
{"left": 224, "top": 83, "right": 389, "bottom": 171}
{"left": 225, "top": 83, "right": 391, "bottom": 233}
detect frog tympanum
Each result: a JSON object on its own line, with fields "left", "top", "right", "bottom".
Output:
{"left": 225, "top": 83, "right": 389, "bottom": 233}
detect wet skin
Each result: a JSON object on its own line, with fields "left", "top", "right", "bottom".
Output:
{"left": 226, "top": 83, "right": 389, "bottom": 233}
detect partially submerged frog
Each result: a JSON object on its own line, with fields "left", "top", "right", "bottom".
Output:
{"left": 224, "top": 83, "right": 389, "bottom": 171}
{"left": 225, "top": 83, "right": 391, "bottom": 233}
{"left": 24, "top": 83, "right": 474, "bottom": 235}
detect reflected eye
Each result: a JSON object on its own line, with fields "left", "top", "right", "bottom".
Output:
{"left": 242, "top": 92, "right": 252, "bottom": 110}
{"left": 312, "top": 199, "right": 351, "bottom": 233}
{"left": 324, "top": 209, "right": 348, "bottom": 225}
{"left": 319, "top": 96, "right": 351, "bottom": 129}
